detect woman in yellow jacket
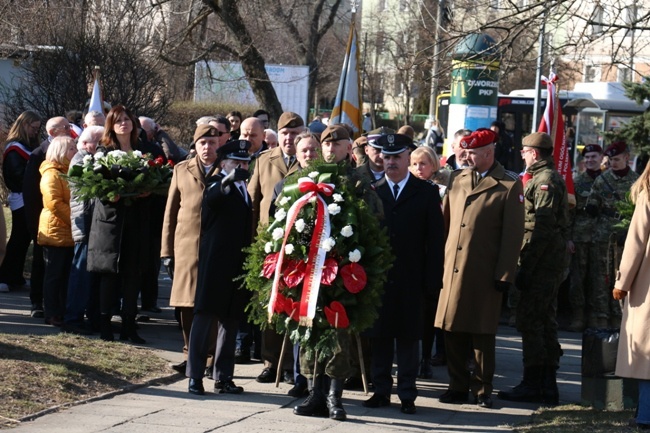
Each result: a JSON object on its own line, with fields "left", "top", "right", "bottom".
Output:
{"left": 38, "top": 136, "right": 77, "bottom": 326}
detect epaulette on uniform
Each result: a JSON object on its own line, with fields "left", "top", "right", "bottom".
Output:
{"left": 503, "top": 170, "right": 519, "bottom": 181}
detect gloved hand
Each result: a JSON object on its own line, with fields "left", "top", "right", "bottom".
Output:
{"left": 494, "top": 280, "right": 511, "bottom": 293}
{"left": 162, "top": 257, "right": 174, "bottom": 279}
{"left": 221, "top": 168, "right": 249, "bottom": 193}
{"left": 585, "top": 204, "right": 599, "bottom": 217}
{"left": 515, "top": 269, "right": 529, "bottom": 291}
{"left": 612, "top": 288, "right": 627, "bottom": 300}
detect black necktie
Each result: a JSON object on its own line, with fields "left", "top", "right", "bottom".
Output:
{"left": 238, "top": 184, "right": 248, "bottom": 204}
{"left": 393, "top": 183, "right": 400, "bottom": 200}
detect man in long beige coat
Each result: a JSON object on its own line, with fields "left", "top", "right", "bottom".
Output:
{"left": 247, "top": 112, "right": 304, "bottom": 384}
{"left": 435, "top": 128, "right": 525, "bottom": 409}
{"left": 161, "top": 124, "right": 220, "bottom": 373}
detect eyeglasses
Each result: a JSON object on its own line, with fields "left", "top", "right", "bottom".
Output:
{"left": 520, "top": 149, "right": 534, "bottom": 155}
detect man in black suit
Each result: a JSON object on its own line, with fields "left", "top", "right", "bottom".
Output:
{"left": 363, "top": 134, "right": 445, "bottom": 415}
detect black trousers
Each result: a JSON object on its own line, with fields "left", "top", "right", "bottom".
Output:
{"left": 370, "top": 337, "right": 419, "bottom": 402}
{"left": 0, "top": 207, "right": 30, "bottom": 286}
{"left": 187, "top": 312, "right": 239, "bottom": 382}
{"left": 42, "top": 245, "right": 73, "bottom": 319}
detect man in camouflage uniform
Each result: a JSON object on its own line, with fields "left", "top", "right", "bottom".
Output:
{"left": 585, "top": 142, "right": 638, "bottom": 329}
{"left": 567, "top": 144, "right": 604, "bottom": 332}
{"left": 498, "top": 132, "right": 569, "bottom": 406}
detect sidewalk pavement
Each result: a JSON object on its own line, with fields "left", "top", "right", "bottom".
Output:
{"left": 0, "top": 274, "right": 582, "bottom": 432}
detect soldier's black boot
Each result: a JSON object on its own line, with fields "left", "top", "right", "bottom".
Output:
{"left": 119, "top": 315, "right": 146, "bottom": 344}
{"left": 100, "top": 314, "right": 114, "bottom": 341}
{"left": 294, "top": 376, "right": 328, "bottom": 417}
{"left": 497, "top": 365, "right": 543, "bottom": 402}
{"left": 541, "top": 365, "right": 559, "bottom": 406}
{"left": 327, "top": 378, "right": 347, "bottom": 421}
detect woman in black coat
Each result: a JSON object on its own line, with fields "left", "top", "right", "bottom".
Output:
{"left": 87, "top": 105, "right": 155, "bottom": 343}
{"left": 186, "top": 139, "right": 253, "bottom": 396}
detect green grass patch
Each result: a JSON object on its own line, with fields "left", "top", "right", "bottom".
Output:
{"left": 514, "top": 404, "right": 635, "bottom": 432}
{"left": 0, "top": 333, "right": 170, "bottom": 427}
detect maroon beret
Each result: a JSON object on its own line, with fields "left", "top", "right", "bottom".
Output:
{"left": 604, "top": 142, "right": 628, "bottom": 157}
{"left": 459, "top": 128, "right": 498, "bottom": 150}
{"left": 582, "top": 144, "right": 603, "bottom": 156}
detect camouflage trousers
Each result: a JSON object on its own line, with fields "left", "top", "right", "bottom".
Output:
{"left": 516, "top": 251, "right": 566, "bottom": 368}
{"left": 568, "top": 242, "right": 608, "bottom": 320}
{"left": 299, "top": 330, "right": 351, "bottom": 380}
{"left": 594, "top": 239, "right": 623, "bottom": 321}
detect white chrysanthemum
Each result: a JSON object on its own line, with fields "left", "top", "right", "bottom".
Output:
{"left": 340, "top": 225, "right": 353, "bottom": 238}
{"left": 332, "top": 193, "right": 344, "bottom": 203}
{"left": 108, "top": 150, "right": 127, "bottom": 158}
{"left": 285, "top": 244, "right": 295, "bottom": 255}
{"left": 279, "top": 196, "right": 291, "bottom": 206}
{"left": 264, "top": 242, "right": 273, "bottom": 254}
{"left": 94, "top": 151, "right": 105, "bottom": 160}
{"left": 348, "top": 249, "right": 362, "bottom": 263}
{"left": 321, "top": 237, "right": 336, "bottom": 252}
{"left": 295, "top": 219, "right": 306, "bottom": 233}
{"left": 328, "top": 203, "right": 341, "bottom": 215}
{"left": 275, "top": 208, "right": 287, "bottom": 221}
{"left": 272, "top": 227, "right": 285, "bottom": 241}
{"left": 308, "top": 171, "right": 319, "bottom": 179}
{"left": 132, "top": 150, "right": 143, "bottom": 158}
{"left": 309, "top": 196, "right": 317, "bottom": 204}
{"left": 82, "top": 155, "right": 93, "bottom": 164}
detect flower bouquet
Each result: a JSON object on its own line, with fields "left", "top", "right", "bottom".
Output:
{"left": 67, "top": 150, "right": 173, "bottom": 205}
{"left": 244, "top": 161, "right": 393, "bottom": 360}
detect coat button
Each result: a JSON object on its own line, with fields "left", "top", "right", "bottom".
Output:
{"left": 460, "top": 223, "right": 466, "bottom": 227}
{"left": 454, "top": 268, "right": 459, "bottom": 273}
{"left": 457, "top": 246, "right": 462, "bottom": 250}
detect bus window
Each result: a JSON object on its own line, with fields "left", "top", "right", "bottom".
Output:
{"left": 576, "top": 111, "right": 605, "bottom": 147}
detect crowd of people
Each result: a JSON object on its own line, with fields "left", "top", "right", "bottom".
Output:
{"left": 1, "top": 106, "right": 648, "bottom": 426}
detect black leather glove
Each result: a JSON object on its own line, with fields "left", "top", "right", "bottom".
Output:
{"left": 494, "top": 280, "right": 511, "bottom": 293}
{"left": 232, "top": 168, "right": 250, "bottom": 182}
{"left": 585, "top": 204, "right": 599, "bottom": 217}
{"left": 162, "top": 257, "right": 174, "bottom": 279}
{"left": 515, "top": 269, "right": 528, "bottom": 291}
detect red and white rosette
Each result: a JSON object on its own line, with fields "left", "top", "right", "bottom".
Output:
{"left": 268, "top": 177, "right": 334, "bottom": 327}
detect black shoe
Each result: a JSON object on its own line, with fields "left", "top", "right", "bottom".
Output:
{"left": 234, "top": 349, "right": 250, "bottom": 364}
{"left": 188, "top": 378, "right": 205, "bottom": 395}
{"left": 418, "top": 358, "right": 433, "bottom": 379}
{"left": 293, "top": 389, "right": 328, "bottom": 417}
{"left": 30, "top": 304, "right": 44, "bottom": 319}
{"left": 256, "top": 367, "right": 276, "bottom": 383}
{"left": 283, "top": 370, "right": 295, "bottom": 384}
{"left": 400, "top": 399, "right": 416, "bottom": 414}
{"left": 171, "top": 360, "right": 187, "bottom": 374}
{"left": 438, "top": 389, "right": 469, "bottom": 404}
{"left": 343, "top": 376, "right": 364, "bottom": 390}
{"left": 430, "top": 354, "right": 446, "bottom": 366}
{"left": 287, "top": 382, "right": 309, "bottom": 397}
{"left": 362, "top": 393, "right": 390, "bottom": 408}
{"left": 141, "top": 305, "right": 162, "bottom": 313}
{"left": 204, "top": 367, "right": 213, "bottom": 379}
{"left": 476, "top": 393, "right": 493, "bottom": 408}
{"left": 215, "top": 380, "right": 243, "bottom": 394}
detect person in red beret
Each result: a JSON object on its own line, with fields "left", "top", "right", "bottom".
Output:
{"left": 435, "top": 127, "right": 525, "bottom": 409}
{"left": 566, "top": 144, "right": 603, "bottom": 332}
{"left": 584, "top": 141, "right": 639, "bottom": 329}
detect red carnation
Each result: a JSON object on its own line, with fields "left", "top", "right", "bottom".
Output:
{"left": 324, "top": 301, "right": 349, "bottom": 329}
{"left": 340, "top": 263, "right": 367, "bottom": 293}
{"left": 261, "top": 253, "right": 279, "bottom": 279}
{"left": 273, "top": 292, "right": 288, "bottom": 314}
{"left": 320, "top": 258, "right": 338, "bottom": 286}
{"left": 147, "top": 159, "right": 156, "bottom": 167}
